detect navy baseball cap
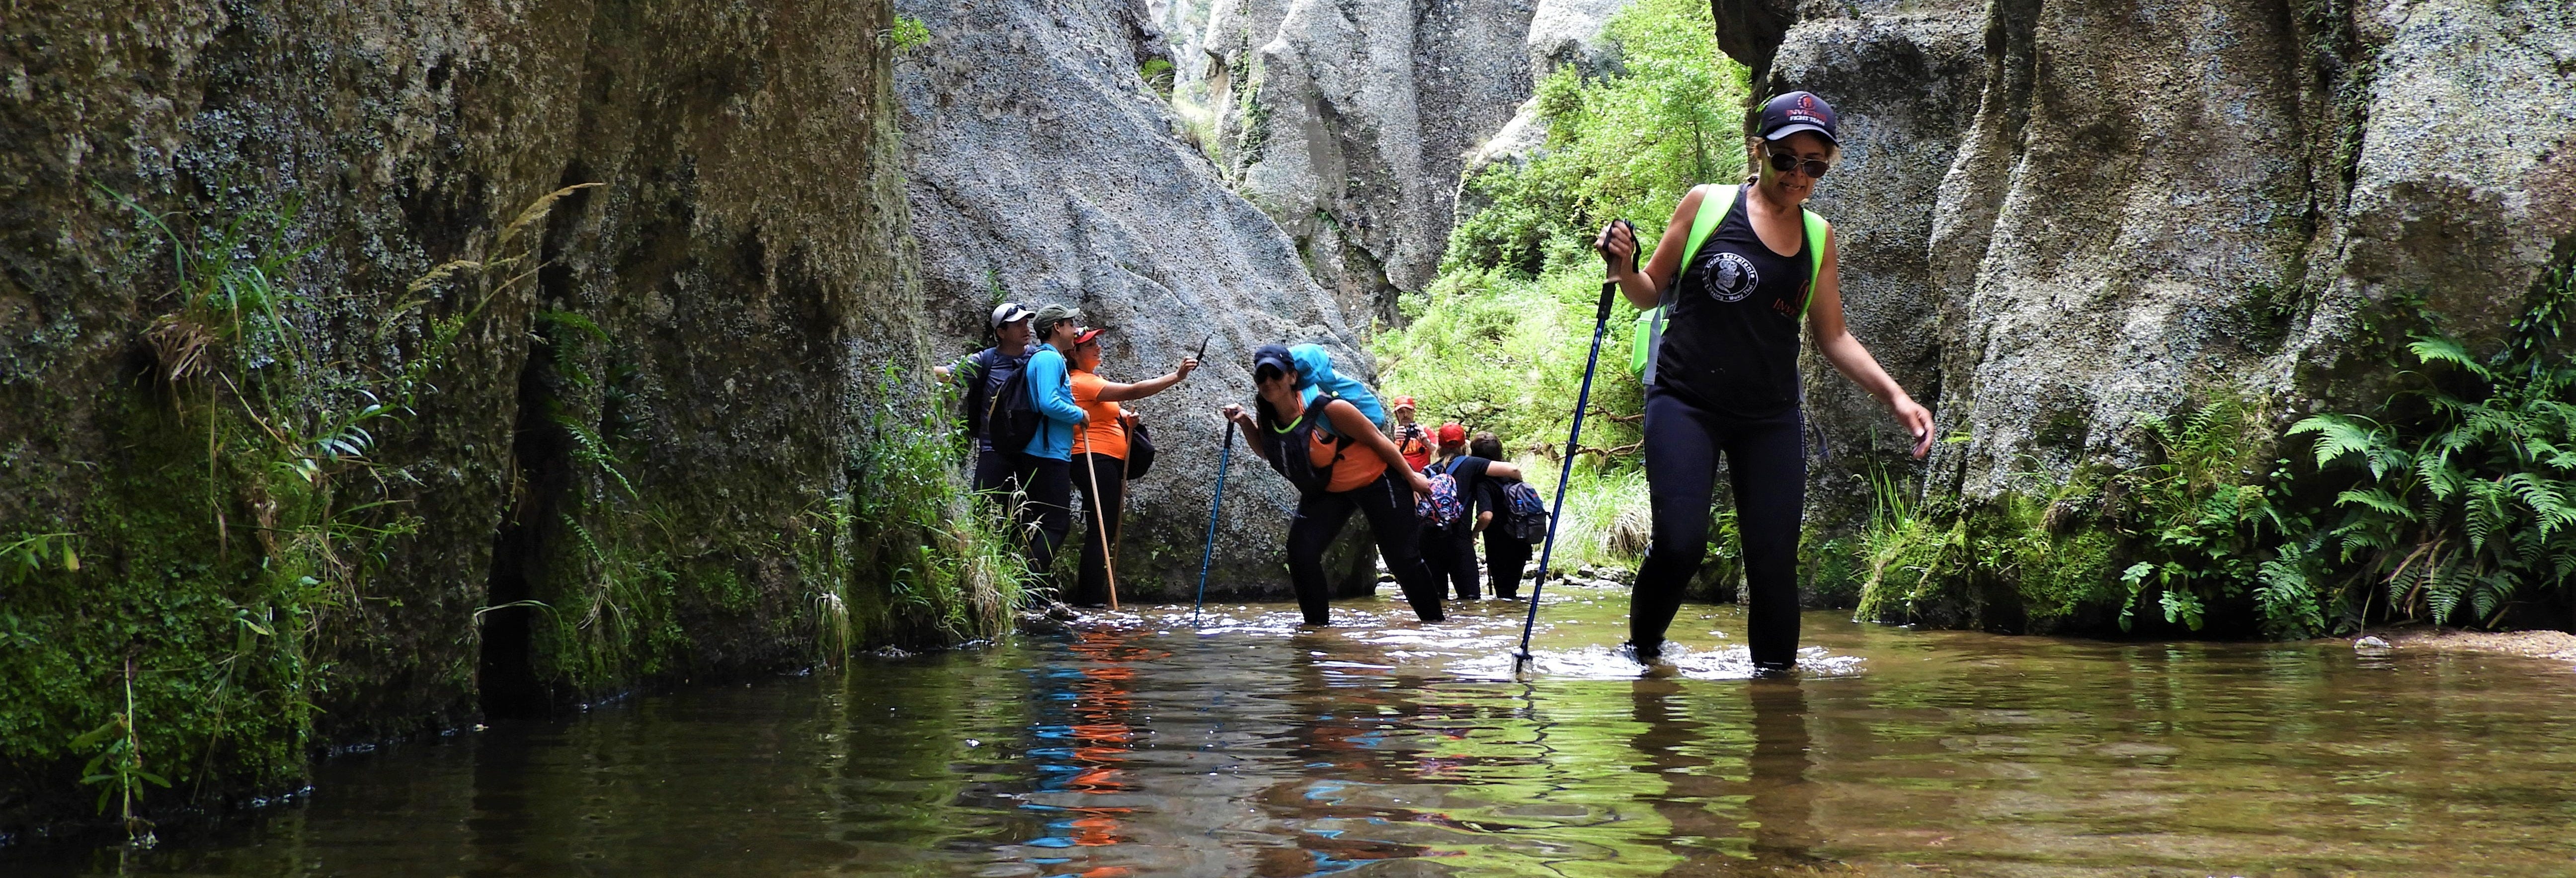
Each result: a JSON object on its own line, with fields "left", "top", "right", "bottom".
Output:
{"left": 1759, "top": 91, "right": 1838, "bottom": 145}
{"left": 1251, "top": 344, "right": 1296, "bottom": 379}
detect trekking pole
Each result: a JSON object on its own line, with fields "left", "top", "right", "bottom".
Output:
{"left": 1081, "top": 451, "right": 1121, "bottom": 610}
{"left": 1515, "top": 221, "right": 1632, "bottom": 673}
{"left": 1192, "top": 421, "right": 1237, "bottom": 628}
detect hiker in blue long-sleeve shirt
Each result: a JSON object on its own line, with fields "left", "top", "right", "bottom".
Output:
{"left": 1015, "top": 304, "right": 1090, "bottom": 588}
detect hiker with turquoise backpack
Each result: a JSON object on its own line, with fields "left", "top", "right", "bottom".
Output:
{"left": 1596, "top": 91, "right": 1933, "bottom": 672}
{"left": 1222, "top": 344, "right": 1446, "bottom": 627}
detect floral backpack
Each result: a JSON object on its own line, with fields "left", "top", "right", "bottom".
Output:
{"left": 1416, "top": 458, "right": 1468, "bottom": 529}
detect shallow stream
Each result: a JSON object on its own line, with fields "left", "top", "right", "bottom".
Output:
{"left": 22, "top": 584, "right": 2576, "bottom": 876}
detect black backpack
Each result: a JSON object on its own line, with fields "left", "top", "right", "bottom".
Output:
{"left": 984, "top": 359, "right": 1043, "bottom": 460}
{"left": 958, "top": 349, "right": 1015, "bottom": 437}
{"left": 1498, "top": 479, "right": 1551, "bottom": 543}
{"left": 1122, "top": 415, "right": 1156, "bottom": 479}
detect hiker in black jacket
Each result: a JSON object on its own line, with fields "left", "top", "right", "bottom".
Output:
{"left": 1469, "top": 432, "right": 1534, "bottom": 600}
{"left": 936, "top": 302, "right": 1036, "bottom": 494}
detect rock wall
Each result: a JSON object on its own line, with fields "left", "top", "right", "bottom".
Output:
{"left": 894, "top": 0, "right": 1379, "bottom": 601}
{"left": 1739, "top": 0, "right": 2576, "bottom": 542}
{"left": 1161, "top": 0, "right": 1541, "bottom": 322}
{"left": 2, "top": 0, "right": 916, "bottom": 835}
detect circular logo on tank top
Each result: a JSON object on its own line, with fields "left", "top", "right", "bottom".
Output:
{"left": 1700, "top": 251, "right": 1760, "bottom": 303}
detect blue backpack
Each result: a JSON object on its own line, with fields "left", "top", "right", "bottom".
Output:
{"left": 1498, "top": 480, "right": 1550, "bottom": 543}
{"left": 1416, "top": 458, "right": 1467, "bottom": 528}
{"left": 1288, "top": 344, "right": 1389, "bottom": 431}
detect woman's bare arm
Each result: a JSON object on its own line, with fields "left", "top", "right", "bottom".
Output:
{"left": 1221, "top": 403, "right": 1273, "bottom": 458}
{"left": 1805, "top": 229, "right": 1934, "bottom": 457}
{"left": 1095, "top": 357, "right": 1200, "bottom": 402}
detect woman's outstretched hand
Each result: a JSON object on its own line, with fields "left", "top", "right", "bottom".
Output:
{"left": 1594, "top": 220, "right": 1637, "bottom": 278}
{"left": 1176, "top": 356, "right": 1200, "bottom": 379}
{"left": 1220, "top": 403, "right": 1253, "bottom": 430}
{"left": 1894, "top": 396, "right": 1934, "bottom": 458}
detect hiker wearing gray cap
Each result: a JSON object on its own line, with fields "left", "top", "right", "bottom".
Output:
{"left": 1011, "top": 304, "right": 1091, "bottom": 590}
{"left": 1594, "top": 90, "right": 1933, "bottom": 672}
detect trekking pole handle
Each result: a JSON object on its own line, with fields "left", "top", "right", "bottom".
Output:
{"left": 1598, "top": 219, "right": 1635, "bottom": 322}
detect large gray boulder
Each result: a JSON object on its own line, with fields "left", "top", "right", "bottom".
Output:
{"left": 2, "top": 0, "right": 921, "bottom": 831}
{"left": 1527, "top": 0, "right": 1636, "bottom": 80}
{"left": 1171, "top": 0, "right": 1539, "bottom": 319}
{"left": 895, "top": 0, "right": 1379, "bottom": 601}
{"left": 1721, "top": 0, "right": 2576, "bottom": 590}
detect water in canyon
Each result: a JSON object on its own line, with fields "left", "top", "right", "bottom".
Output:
{"left": 20, "top": 582, "right": 2576, "bottom": 877}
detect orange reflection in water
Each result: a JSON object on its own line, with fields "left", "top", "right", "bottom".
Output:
{"left": 1040, "top": 630, "right": 1172, "bottom": 861}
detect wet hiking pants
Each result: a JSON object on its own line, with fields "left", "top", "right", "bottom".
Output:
{"left": 1072, "top": 453, "right": 1125, "bottom": 607}
{"left": 1018, "top": 457, "right": 1073, "bottom": 592}
{"left": 1421, "top": 524, "right": 1481, "bottom": 600}
{"left": 1483, "top": 530, "right": 1531, "bottom": 599}
{"left": 1286, "top": 470, "right": 1444, "bottom": 625}
{"left": 1633, "top": 390, "right": 1805, "bottom": 668}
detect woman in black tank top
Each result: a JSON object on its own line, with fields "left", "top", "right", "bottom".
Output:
{"left": 1654, "top": 183, "right": 1809, "bottom": 419}
{"left": 1592, "top": 91, "right": 1935, "bottom": 672}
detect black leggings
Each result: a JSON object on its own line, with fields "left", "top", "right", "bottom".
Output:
{"left": 972, "top": 447, "right": 1017, "bottom": 496}
{"left": 1422, "top": 525, "right": 1481, "bottom": 600}
{"left": 1633, "top": 390, "right": 1805, "bottom": 667}
{"left": 1072, "top": 453, "right": 1125, "bottom": 607}
{"left": 1286, "top": 470, "right": 1444, "bottom": 625}
{"left": 1018, "top": 457, "right": 1073, "bottom": 591}
{"left": 1483, "top": 530, "right": 1531, "bottom": 599}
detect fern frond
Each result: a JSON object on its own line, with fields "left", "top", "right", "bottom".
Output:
{"left": 2334, "top": 487, "right": 2414, "bottom": 519}
{"left": 2409, "top": 333, "right": 2495, "bottom": 381}
{"left": 2425, "top": 555, "right": 2470, "bottom": 624}
{"left": 2468, "top": 568, "right": 2517, "bottom": 629}
{"left": 2292, "top": 414, "right": 2393, "bottom": 476}
{"left": 2463, "top": 479, "right": 2510, "bottom": 555}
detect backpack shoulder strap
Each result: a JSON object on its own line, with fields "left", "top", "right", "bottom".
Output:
{"left": 1676, "top": 184, "right": 1739, "bottom": 274}
{"left": 1800, "top": 208, "right": 1830, "bottom": 319}
{"left": 1645, "top": 184, "right": 1741, "bottom": 385}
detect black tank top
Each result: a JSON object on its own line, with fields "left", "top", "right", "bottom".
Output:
{"left": 1651, "top": 185, "right": 1807, "bottom": 418}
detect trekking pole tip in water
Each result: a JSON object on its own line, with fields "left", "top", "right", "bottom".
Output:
{"left": 1514, "top": 229, "right": 1630, "bottom": 670}
{"left": 1193, "top": 420, "right": 1237, "bottom": 629}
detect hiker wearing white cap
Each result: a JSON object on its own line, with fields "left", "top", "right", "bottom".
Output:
{"left": 940, "top": 302, "right": 1038, "bottom": 494}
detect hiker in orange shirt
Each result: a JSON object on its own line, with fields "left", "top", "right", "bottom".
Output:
{"left": 1066, "top": 327, "right": 1197, "bottom": 607}
{"left": 1389, "top": 396, "right": 1433, "bottom": 472}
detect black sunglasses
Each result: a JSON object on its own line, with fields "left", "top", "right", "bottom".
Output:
{"left": 1767, "top": 151, "right": 1832, "bottom": 178}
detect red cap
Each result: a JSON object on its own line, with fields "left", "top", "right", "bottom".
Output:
{"left": 1438, "top": 423, "right": 1466, "bottom": 446}
{"left": 1072, "top": 327, "right": 1107, "bottom": 345}
{"left": 1390, "top": 396, "right": 1417, "bottom": 409}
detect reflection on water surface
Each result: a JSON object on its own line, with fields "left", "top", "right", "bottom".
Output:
{"left": 19, "top": 584, "right": 2576, "bottom": 876}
